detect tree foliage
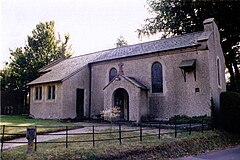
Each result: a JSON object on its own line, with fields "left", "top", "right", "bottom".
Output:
{"left": 115, "top": 35, "right": 128, "bottom": 48}
{"left": 0, "top": 21, "right": 72, "bottom": 110}
{"left": 138, "top": 0, "right": 240, "bottom": 92}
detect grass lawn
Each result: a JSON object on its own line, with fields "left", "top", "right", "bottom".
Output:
{"left": 1, "top": 130, "right": 240, "bottom": 160}
{"left": 0, "top": 115, "right": 81, "bottom": 140}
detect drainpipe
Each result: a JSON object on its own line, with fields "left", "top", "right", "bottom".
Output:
{"left": 88, "top": 63, "right": 92, "bottom": 119}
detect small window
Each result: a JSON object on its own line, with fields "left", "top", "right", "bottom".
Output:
{"left": 217, "top": 57, "right": 221, "bottom": 86}
{"left": 152, "top": 62, "right": 163, "bottom": 93}
{"left": 47, "top": 85, "right": 56, "bottom": 100}
{"left": 109, "top": 68, "right": 117, "bottom": 81}
{"left": 35, "top": 87, "right": 42, "bottom": 100}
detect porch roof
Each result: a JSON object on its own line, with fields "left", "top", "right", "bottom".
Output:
{"left": 103, "top": 75, "right": 148, "bottom": 91}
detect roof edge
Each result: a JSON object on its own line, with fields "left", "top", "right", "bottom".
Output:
{"left": 38, "top": 57, "right": 65, "bottom": 73}
{"left": 28, "top": 80, "right": 61, "bottom": 86}
{"left": 92, "top": 44, "right": 200, "bottom": 64}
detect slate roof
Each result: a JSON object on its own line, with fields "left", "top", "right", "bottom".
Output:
{"left": 28, "top": 52, "right": 102, "bottom": 85}
{"left": 125, "top": 77, "right": 148, "bottom": 90}
{"left": 94, "top": 31, "right": 203, "bottom": 62}
{"left": 28, "top": 31, "right": 207, "bottom": 85}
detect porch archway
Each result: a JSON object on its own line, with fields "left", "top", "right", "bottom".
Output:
{"left": 113, "top": 88, "right": 129, "bottom": 121}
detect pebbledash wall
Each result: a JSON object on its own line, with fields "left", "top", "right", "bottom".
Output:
{"left": 30, "top": 66, "right": 91, "bottom": 119}
{"left": 91, "top": 47, "right": 211, "bottom": 120}
{"left": 30, "top": 82, "right": 63, "bottom": 119}
{"left": 29, "top": 18, "right": 226, "bottom": 121}
{"left": 90, "top": 19, "right": 226, "bottom": 121}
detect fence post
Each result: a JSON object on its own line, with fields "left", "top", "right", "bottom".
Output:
{"left": 119, "top": 124, "right": 122, "bottom": 145}
{"left": 201, "top": 119, "right": 204, "bottom": 133}
{"left": 174, "top": 120, "right": 177, "bottom": 138}
{"left": 26, "top": 127, "right": 36, "bottom": 153}
{"left": 1, "top": 125, "right": 5, "bottom": 153}
{"left": 158, "top": 123, "right": 161, "bottom": 139}
{"left": 34, "top": 126, "right": 37, "bottom": 151}
{"left": 140, "top": 124, "right": 142, "bottom": 142}
{"left": 66, "top": 126, "right": 68, "bottom": 148}
{"left": 92, "top": 125, "right": 95, "bottom": 147}
{"left": 189, "top": 121, "right": 192, "bottom": 135}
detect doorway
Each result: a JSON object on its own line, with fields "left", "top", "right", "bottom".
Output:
{"left": 76, "top": 89, "right": 84, "bottom": 119}
{"left": 113, "top": 88, "right": 129, "bottom": 120}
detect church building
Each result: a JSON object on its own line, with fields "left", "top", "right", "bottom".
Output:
{"left": 28, "top": 18, "right": 226, "bottom": 122}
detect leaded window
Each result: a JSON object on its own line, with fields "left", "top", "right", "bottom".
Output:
{"left": 109, "top": 68, "right": 117, "bottom": 81}
{"left": 35, "top": 87, "right": 42, "bottom": 100}
{"left": 152, "top": 62, "right": 163, "bottom": 93}
{"left": 47, "top": 85, "right": 56, "bottom": 100}
{"left": 217, "top": 57, "right": 221, "bottom": 86}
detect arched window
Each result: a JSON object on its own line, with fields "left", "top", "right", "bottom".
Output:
{"left": 109, "top": 68, "right": 117, "bottom": 81}
{"left": 152, "top": 62, "right": 163, "bottom": 93}
{"left": 216, "top": 57, "right": 221, "bottom": 86}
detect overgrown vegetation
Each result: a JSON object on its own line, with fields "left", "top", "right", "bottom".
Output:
{"left": 141, "top": 114, "right": 212, "bottom": 124}
{"left": 220, "top": 92, "right": 240, "bottom": 133}
{"left": 169, "top": 115, "right": 211, "bottom": 124}
{"left": 1, "top": 130, "right": 239, "bottom": 160}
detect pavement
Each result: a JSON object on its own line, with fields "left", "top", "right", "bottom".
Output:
{"left": 176, "top": 145, "right": 240, "bottom": 160}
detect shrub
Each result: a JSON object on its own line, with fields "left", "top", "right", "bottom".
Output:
{"left": 169, "top": 115, "right": 211, "bottom": 124}
{"left": 220, "top": 92, "right": 240, "bottom": 133}
{"left": 100, "top": 107, "right": 121, "bottom": 122}
{"left": 141, "top": 114, "right": 157, "bottom": 122}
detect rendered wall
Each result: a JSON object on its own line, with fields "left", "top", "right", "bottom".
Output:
{"left": 62, "top": 66, "right": 90, "bottom": 119}
{"left": 91, "top": 47, "right": 212, "bottom": 119}
{"left": 30, "top": 82, "right": 63, "bottom": 119}
{"left": 103, "top": 77, "right": 143, "bottom": 122}
{"left": 203, "top": 18, "right": 226, "bottom": 112}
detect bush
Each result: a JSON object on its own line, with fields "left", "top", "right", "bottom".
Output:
{"left": 169, "top": 115, "right": 211, "bottom": 124}
{"left": 141, "top": 114, "right": 157, "bottom": 122}
{"left": 220, "top": 91, "right": 240, "bottom": 133}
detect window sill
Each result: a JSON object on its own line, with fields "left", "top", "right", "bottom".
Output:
{"left": 218, "top": 85, "right": 222, "bottom": 89}
{"left": 150, "top": 92, "right": 165, "bottom": 96}
{"left": 33, "top": 100, "right": 43, "bottom": 103}
{"left": 46, "top": 99, "right": 56, "bottom": 102}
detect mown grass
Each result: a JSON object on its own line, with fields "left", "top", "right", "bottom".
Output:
{"left": 1, "top": 130, "right": 240, "bottom": 160}
{"left": 0, "top": 115, "right": 81, "bottom": 140}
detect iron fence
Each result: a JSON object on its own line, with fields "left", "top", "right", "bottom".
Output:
{"left": 0, "top": 119, "right": 213, "bottom": 153}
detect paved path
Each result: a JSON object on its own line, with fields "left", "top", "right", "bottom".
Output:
{"left": 176, "top": 145, "right": 240, "bottom": 160}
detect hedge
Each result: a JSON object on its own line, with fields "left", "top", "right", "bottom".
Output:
{"left": 220, "top": 91, "right": 240, "bottom": 133}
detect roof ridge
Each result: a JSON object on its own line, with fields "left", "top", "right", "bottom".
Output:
{"left": 29, "top": 30, "right": 205, "bottom": 86}
{"left": 69, "top": 31, "right": 204, "bottom": 60}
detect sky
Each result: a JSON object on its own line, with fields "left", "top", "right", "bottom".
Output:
{"left": 0, "top": 0, "right": 160, "bottom": 69}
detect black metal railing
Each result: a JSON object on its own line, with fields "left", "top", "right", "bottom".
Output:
{"left": 0, "top": 119, "right": 213, "bottom": 153}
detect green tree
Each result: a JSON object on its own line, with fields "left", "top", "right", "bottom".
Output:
{"left": 0, "top": 21, "right": 72, "bottom": 113}
{"left": 115, "top": 35, "right": 128, "bottom": 47}
{"left": 138, "top": 0, "right": 240, "bottom": 92}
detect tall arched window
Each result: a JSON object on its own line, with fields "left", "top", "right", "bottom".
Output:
{"left": 216, "top": 57, "right": 221, "bottom": 86}
{"left": 109, "top": 68, "right": 117, "bottom": 81}
{"left": 152, "top": 62, "right": 163, "bottom": 93}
